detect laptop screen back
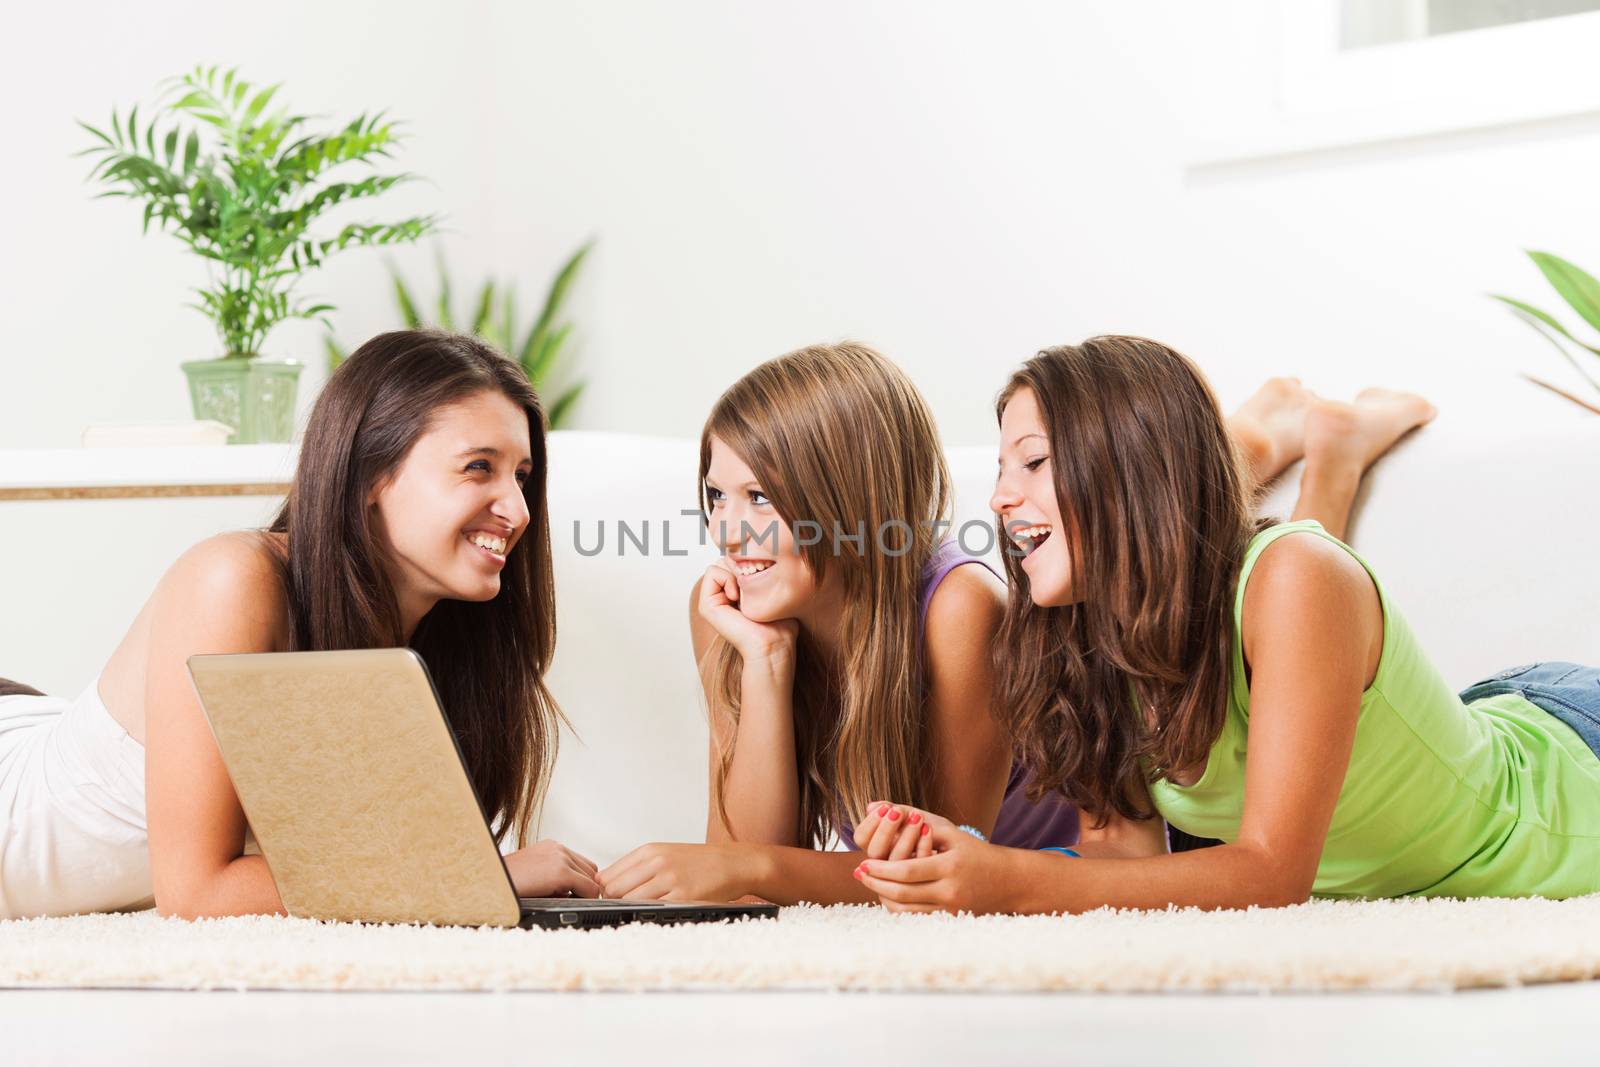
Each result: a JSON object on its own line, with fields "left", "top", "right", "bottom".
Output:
{"left": 188, "top": 648, "right": 521, "bottom": 927}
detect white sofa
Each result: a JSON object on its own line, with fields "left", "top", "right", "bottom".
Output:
{"left": 4, "top": 410, "right": 1598, "bottom": 867}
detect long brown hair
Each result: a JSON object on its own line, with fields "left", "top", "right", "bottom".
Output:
{"left": 994, "top": 336, "right": 1259, "bottom": 824}
{"left": 269, "top": 329, "right": 561, "bottom": 845}
{"left": 700, "top": 342, "right": 951, "bottom": 846}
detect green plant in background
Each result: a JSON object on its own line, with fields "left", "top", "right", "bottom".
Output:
{"left": 328, "top": 242, "right": 592, "bottom": 428}
{"left": 79, "top": 65, "right": 435, "bottom": 360}
{"left": 1491, "top": 251, "right": 1600, "bottom": 416}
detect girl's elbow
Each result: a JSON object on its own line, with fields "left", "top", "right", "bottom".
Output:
{"left": 154, "top": 891, "right": 208, "bottom": 921}
{"left": 1254, "top": 881, "right": 1314, "bottom": 909}
{"left": 1230, "top": 844, "right": 1316, "bottom": 908}
{"left": 152, "top": 871, "right": 221, "bottom": 920}
{"left": 1255, "top": 865, "right": 1316, "bottom": 908}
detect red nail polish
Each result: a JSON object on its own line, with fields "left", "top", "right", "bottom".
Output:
{"left": 859, "top": 862, "right": 871, "bottom": 874}
{"left": 877, "top": 805, "right": 889, "bottom": 817}
{"left": 853, "top": 868, "right": 864, "bottom": 880}
{"left": 888, "top": 809, "right": 901, "bottom": 821}
{"left": 921, "top": 824, "right": 931, "bottom": 837}
{"left": 908, "top": 812, "right": 922, "bottom": 825}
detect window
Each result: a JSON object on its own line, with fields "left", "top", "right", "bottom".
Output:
{"left": 1342, "top": 0, "right": 1600, "bottom": 49}
{"left": 1187, "top": 0, "right": 1600, "bottom": 174}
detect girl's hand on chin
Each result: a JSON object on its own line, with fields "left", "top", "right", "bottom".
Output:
{"left": 698, "top": 561, "right": 800, "bottom": 665}
{"left": 503, "top": 839, "right": 602, "bottom": 898}
{"left": 598, "top": 843, "right": 759, "bottom": 903}
{"left": 851, "top": 803, "right": 1020, "bottom": 915}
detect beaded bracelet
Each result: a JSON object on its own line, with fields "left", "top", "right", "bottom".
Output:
{"left": 955, "top": 824, "right": 987, "bottom": 842}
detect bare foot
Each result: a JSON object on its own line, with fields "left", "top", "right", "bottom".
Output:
{"left": 1291, "top": 389, "right": 1435, "bottom": 540}
{"left": 1228, "top": 377, "right": 1317, "bottom": 486}
{"left": 1304, "top": 388, "right": 1437, "bottom": 476}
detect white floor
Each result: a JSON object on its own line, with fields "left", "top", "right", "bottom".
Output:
{"left": 3, "top": 982, "right": 1597, "bottom": 1066}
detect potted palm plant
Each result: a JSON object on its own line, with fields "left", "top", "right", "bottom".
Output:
{"left": 79, "top": 66, "right": 435, "bottom": 442}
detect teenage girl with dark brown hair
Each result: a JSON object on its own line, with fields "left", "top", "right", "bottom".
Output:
{"left": 0, "top": 331, "right": 595, "bottom": 919}
{"left": 851, "top": 336, "right": 1600, "bottom": 911}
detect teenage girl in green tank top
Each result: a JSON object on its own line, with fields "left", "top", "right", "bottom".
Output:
{"left": 848, "top": 336, "right": 1600, "bottom": 912}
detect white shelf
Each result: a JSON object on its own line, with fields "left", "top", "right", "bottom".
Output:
{"left": 0, "top": 445, "right": 297, "bottom": 494}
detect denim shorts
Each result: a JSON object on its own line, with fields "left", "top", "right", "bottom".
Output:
{"left": 1458, "top": 662, "right": 1600, "bottom": 760}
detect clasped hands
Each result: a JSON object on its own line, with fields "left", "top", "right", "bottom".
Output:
{"left": 846, "top": 802, "right": 1022, "bottom": 914}
{"left": 517, "top": 802, "right": 1027, "bottom": 913}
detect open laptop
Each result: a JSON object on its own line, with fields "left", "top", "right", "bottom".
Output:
{"left": 187, "top": 648, "right": 777, "bottom": 930}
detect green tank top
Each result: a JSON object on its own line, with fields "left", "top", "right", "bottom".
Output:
{"left": 1148, "top": 520, "right": 1600, "bottom": 898}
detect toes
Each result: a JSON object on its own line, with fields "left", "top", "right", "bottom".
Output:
{"left": 1306, "top": 390, "right": 1434, "bottom": 472}
{"left": 1353, "top": 387, "right": 1437, "bottom": 428}
{"left": 1251, "top": 377, "right": 1313, "bottom": 410}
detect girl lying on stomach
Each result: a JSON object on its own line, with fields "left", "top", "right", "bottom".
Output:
{"left": 0, "top": 331, "right": 596, "bottom": 919}
{"left": 849, "top": 336, "right": 1600, "bottom": 912}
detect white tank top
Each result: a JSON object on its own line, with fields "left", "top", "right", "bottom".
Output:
{"left": 0, "top": 679, "right": 152, "bottom": 918}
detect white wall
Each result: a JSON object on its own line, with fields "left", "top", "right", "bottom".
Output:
{"left": 4, "top": 0, "right": 1597, "bottom": 447}
{"left": 487, "top": 0, "right": 1600, "bottom": 441}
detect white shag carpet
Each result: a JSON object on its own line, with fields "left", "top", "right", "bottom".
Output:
{"left": 4, "top": 897, "right": 1600, "bottom": 994}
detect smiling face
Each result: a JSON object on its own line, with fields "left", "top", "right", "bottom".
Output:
{"left": 990, "top": 386, "right": 1076, "bottom": 608}
{"left": 703, "top": 435, "right": 828, "bottom": 623}
{"left": 369, "top": 389, "right": 534, "bottom": 615}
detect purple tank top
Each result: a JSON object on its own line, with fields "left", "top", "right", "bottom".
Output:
{"left": 837, "top": 540, "right": 1080, "bottom": 850}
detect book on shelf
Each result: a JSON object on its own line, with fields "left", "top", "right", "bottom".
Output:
{"left": 80, "top": 421, "right": 235, "bottom": 448}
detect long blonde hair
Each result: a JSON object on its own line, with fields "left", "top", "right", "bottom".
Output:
{"left": 700, "top": 342, "right": 952, "bottom": 846}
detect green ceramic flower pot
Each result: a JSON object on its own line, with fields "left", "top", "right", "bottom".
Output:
{"left": 181, "top": 356, "right": 303, "bottom": 444}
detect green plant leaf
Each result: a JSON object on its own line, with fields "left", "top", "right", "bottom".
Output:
{"left": 1494, "top": 296, "right": 1600, "bottom": 394}
{"left": 524, "top": 241, "right": 591, "bottom": 361}
{"left": 391, "top": 266, "right": 422, "bottom": 329}
{"left": 435, "top": 250, "right": 454, "bottom": 330}
{"left": 1527, "top": 251, "right": 1600, "bottom": 337}
{"left": 526, "top": 322, "right": 572, "bottom": 383}
{"left": 77, "top": 119, "right": 113, "bottom": 147}
{"left": 547, "top": 383, "right": 584, "bottom": 429}
{"left": 324, "top": 335, "right": 347, "bottom": 372}
{"left": 1489, "top": 294, "right": 1600, "bottom": 356}
{"left": 167, "top": 90, "right": 212, "bottom": 113}
{"left": 470, "top": 280, "right": 496, "bottom": 337}
{"left": 242, "top": 83, "right": 280, "bottom": 129}
{"left": 500, "top": 289, "right": 516, "bottom": 351}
